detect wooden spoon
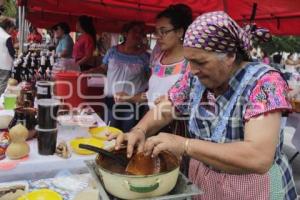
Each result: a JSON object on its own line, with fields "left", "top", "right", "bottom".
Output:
{"left": 125, "top": 152, "right": 161, "bottom": 175}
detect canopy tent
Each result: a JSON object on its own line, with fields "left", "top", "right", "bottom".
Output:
{"left": 20, "top": 0, "right": 300, "bottom": 36}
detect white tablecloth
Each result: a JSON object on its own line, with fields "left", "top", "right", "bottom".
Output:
{"left": 0, "top": 113, "right": 107, "bottom": 182}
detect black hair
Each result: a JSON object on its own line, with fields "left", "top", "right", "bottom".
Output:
{"left": 29, "top": 26, "right": 38, "bottom": 33}
{"left": 122, "top": 21, "right": 145, "bottom": 33}
{"left": 52, "top": 22, "right": 70, "bottom": 34}
{"left": 121, "top": 21, "right": 145, "bottom": 42}
{"left": 0, "top": 18, "right": 15, "bottom": 31}
{"left": 273, "top": 54, "right": 282, "bottom": 64}
{"left": 156, "top": 4, "right": 193, "bottom": 37}
{"left": 78, "top": 15, "right": 96, "bottom": 44}
{"left": 235, "top": 46, "right": 251, "bottom": 64}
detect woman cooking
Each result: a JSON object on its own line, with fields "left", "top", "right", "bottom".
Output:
{"left": 112, "top": 11, "right": 297, "bottom": 199}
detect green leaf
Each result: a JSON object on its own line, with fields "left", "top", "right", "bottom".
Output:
{"left": 3, "top": 0, "right": 17, "bottom": 18}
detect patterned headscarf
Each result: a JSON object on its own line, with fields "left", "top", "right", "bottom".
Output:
{"left": 183, "top": 11, "right": 271, "bottom": 54}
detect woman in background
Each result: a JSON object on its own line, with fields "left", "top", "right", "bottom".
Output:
{"left": 127, "top": 4, "right": 193, "bottom": 108}
{"left": 73, "top": 15, "right": 96, "bottom": 71}
{"left": 27, "top": 26, "right": 42, "bottom": 43}
{"left": 52, "top": 22, "right": 74, "bottom": 58}
{"left": 88, "top": 21, "right": 150, "bottom": 132}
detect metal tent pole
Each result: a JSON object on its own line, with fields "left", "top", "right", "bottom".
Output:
{"left": 24, "top": 20, "right": 28, "bottom": 43}
{"left": 20, "top": 6, "right": 24, "bottom": 53}
{"left": 21, "top": 6, "right": 25, "bottom": 52}
{"left": 18, "top": 6, "right": 22, "bottom": 54}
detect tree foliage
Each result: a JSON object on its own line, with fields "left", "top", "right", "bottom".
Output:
{"left": 3, "top": 0, "right": 16, "bottom": 18}
{"left": 259, "top": 36, "right": 300, "bottom": 54}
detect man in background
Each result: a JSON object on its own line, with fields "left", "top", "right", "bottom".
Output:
{"left": 0, "top": 17, "right": 15, "bottom": 93}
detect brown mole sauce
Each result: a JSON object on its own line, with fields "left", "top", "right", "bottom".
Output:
{"left": 96, "top": 149, "right": 179, "bottom": 175}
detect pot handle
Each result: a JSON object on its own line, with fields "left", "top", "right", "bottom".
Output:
{"left": 124, "top": 179, "right": 160, "bottom": 193}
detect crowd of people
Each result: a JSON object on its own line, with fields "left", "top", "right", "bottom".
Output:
{"left": 0, "top": 3, "right": 299, "bottom": 199}
{"left": 251, "top": 50, "right": 300, "bottom": 71}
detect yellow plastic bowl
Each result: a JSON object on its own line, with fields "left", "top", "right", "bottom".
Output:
{"left": 70, "top": 137, "right": 104, "bottom": 155}
{"left": 18, "top": 189, "right": 62, "bottom": 200}
{"left": 89, "top": 126, "right": 122, "bottom": 139}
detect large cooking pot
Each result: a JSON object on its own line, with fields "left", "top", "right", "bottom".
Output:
{"left": 95, "top": 149, "right": 180, "bottom": 199}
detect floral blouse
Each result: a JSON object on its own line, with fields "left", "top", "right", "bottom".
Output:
{"left": 168, "top": 71, "right": 291, "bottom": 120}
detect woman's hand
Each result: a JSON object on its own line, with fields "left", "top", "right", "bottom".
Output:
{"left": 144, "top": 133, "right": 186, "bottom": 158}
{"left": 154, "top": 95, "right": 168, "bottom": 105}
{"left": 114, "top": 92, "right": 132, "bottom": 103}
{"left": 107, "top": 128, "right": 146, "bottom": 158}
